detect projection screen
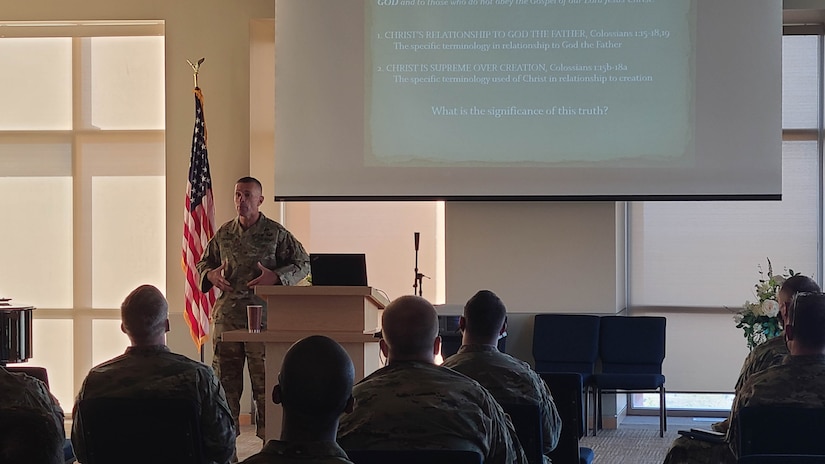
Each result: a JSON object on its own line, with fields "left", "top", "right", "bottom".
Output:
{"left": 273, "top": 0, "right": 782, "bottom": 201}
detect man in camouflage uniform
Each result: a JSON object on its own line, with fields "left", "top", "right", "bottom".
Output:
{"left": 443, "top": 290, "right": 562, "bottom": 464}
{"left": 71, "top": 285, "right": 235, "bottom": 464}
{"left": 241, "top": 336, "right": 355, "bottom": 464}
{"left": 197, "top": 176, "right": 310, "bottom": 445}
{"left": 337, "top": 295, "right": 528, "bottom": 464}
{"left": 710, "top": 274, "right": 820, "bottom": 434}
{"left": 0, "top": 366, "right": 66, "bottom": 463}
{"left": 730, "top": 290, "right": 825, "bottom": 457}
{"left": 662, "top": 277, "right": 822, "bottom": 464}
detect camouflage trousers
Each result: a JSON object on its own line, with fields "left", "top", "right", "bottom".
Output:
{"left": 213, "top": 322, "right": 267, "bottom": 440}
{"left": 662, "top": 436, "right": 736, "bottom": 464}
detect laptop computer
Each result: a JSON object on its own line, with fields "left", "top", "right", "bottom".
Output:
{"left": 309, "top": 253, "right": 368, "bottom": 286}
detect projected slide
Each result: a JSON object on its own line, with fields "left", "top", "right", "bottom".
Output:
{"left": 367, "top": 0, "right": 694, "bottom": 166}
{"left": 275, "top": 0, "right": 780, "bottom": 199}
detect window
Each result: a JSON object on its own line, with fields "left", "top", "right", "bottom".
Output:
{"left": 628, "top": 33, "right": 822, "bottom": 409}
{"left": 0, "top": 22, "right": 165, "bottom": 407}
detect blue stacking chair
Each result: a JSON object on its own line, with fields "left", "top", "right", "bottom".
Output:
{"left": 737, "top": 405, "right": 825, "bottom": 462}
{"left": 532, "top": 313, "right": 600, "bottom": 432}
{"left": 75, "top": 397, "right": 205, "bottom": 464}
{"left": 500, "top": 403, "right": 544, "bottom": 464}
{"left": 541, "top": 372, "right": 595, "bottom": 464}
{"left": 592, "top": 316, "right": 667, "bottom": 437}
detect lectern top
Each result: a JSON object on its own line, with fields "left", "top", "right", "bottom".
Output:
{"left": 253, "top": 285, "right": 390, "bottom": 308}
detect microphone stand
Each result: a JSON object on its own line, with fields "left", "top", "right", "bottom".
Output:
{"left": 413, "top": 232, "right": 424, "bottom": 297}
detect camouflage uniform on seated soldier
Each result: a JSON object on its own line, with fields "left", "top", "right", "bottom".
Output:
{"left": 337, "top": 295, "right": 528, "bottom": 464}
{"left": 710, "top": 274, "right": 820, "bottom": 434}
{"left": 442, "top": 290, "right": 562, "bottom": 464}
{"left": 71, "top": 285, "right": 236, "bottom": 464}
{"left": 0, "top": 366, "right": 66, "bottom": 464}
{"left": 665, "top": 279, "right": 825, "bottom": 464}
{"left": 728, "top": 291, "right": 825, "bottom": 459}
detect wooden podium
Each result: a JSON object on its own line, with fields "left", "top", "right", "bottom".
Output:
{"left": 221, "top": 286, "right": 389, "bottom": 441}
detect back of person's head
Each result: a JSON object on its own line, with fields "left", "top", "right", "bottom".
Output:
{"left": 121, "top": 284, "right": 168, "bottom": 343}
{"left": 780, "top": 275, "right": 820, "bottom": 299}
{"left": 787, "top": 292, "right": 825, "bottom": 350}
{"left": 277, "top": 335, "right": 355, "bottom": 425}
{"left": 0, "top": 408, "right": 63, "bottom": 464}
{"left": 381, "top": 295, "right": 439, "bottom": 361}
{"left": 778, "top": 275, "right": 820, "bottom": 323}
{"left": 463, "top": 290, "right": 507, "bottom": 339}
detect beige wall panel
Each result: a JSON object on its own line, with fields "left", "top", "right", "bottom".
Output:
{"left": 445, "top": 201, "right": 624, "bottom": 314}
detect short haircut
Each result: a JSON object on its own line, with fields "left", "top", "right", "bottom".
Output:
{"left": 279, "top": 335, "right": 354, "bottom": 422}
{"left": 780, "top": 275, "right": 821, "bottom": 298}
{"left": 788, "top": 292, "right": 825, "bottom": 349}
{"left": 463, "top": 290, "right": 507, "bottom": 338}
{"left": 121, "top": 285, "right": 168, "bottom": 342}
{"left": 381, "top": 295, "right": 439, "bottom": 358}
{"left": 236, "top": 176, "right": 262, "bottom": 191}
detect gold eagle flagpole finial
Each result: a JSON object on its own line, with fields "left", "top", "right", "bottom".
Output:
{"left": 186, "top": 58, "right": 205, "bottom": 89}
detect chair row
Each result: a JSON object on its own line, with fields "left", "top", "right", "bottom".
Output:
{"left": 76, "top": 395, "right": 592, "bottom": 464}
{"left": 532, "top": 314, "right": 667, "bottom": 437}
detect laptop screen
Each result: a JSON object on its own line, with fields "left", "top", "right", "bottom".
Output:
{"left": 309, "top": 253, "right": 368, "bottom": 286}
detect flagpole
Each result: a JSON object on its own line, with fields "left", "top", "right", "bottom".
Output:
{"left": 186, "top": 57, "right": 207, "bottom": 364}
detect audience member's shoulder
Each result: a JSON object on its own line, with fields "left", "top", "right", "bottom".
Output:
{"left": 3, "top": 370, "right": 49, "bottom": 395}
{"left": 437, "top": 364, "right": 495, "bottom": 391}
{"left": 741, "top": 361, "right": 792, "bottom": 389}
{"left": 89, "top": 352, "right": 131, "bottom": 371}
{"left": 752, "top": 336, "right": 788, "bottom": 356}
{"left": 165, "top": 351, "right": 218, "bottom": 374}
{"left": 500, "top": 350, "right": 535, "bottom": 370}
{"left": 361, "top": 361, "right": 482, "bottom": 388}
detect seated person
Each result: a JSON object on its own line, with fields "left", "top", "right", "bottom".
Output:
{"left": 337, "top": 295, "right": 527, "bottom": 464}
{"left": 71, "top": 284, "right": 235, "bottom": 464}
{"left": 665, "top": 275, "right": 819, "bottom": 464}
{"left": 662, "top": 275, "right": 819, "bottom": 464}
{"left": 664, "top": 288, "right": 825, "bottom": 464}
{"left": 241, "top": 335, "right": 355, "bottom": 464}
{"left": 0, "top": 366, "right": 66, "bottom": 464}
{"left": 712, "top": 274, "right": 820, "bottom": 433}
{"left": 728, "top": 290, "right": 825, "bottom": 458}
{"left": 442, "top": 290, "right": 562, "bottom": 463}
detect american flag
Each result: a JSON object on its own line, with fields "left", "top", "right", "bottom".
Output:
{"left": 182, "top": 88, "right": 217, "bottom": 351}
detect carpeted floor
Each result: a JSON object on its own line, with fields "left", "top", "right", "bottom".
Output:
{"left": 235, "top": 424, "right": 266, "bottom": 461}
{"left": 580, "top": 422, "right": 680, "bottom": 464}
{"left": 236, "top": 416, "right": 714, "bottom": 463}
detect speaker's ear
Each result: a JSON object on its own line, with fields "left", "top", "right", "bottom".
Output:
{"left": 272, "top": 384, "right": 283, "bottom": 405}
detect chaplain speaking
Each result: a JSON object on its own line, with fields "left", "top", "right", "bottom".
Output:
{"left": 197, "top": 176, "right": 310, "bottom": 450}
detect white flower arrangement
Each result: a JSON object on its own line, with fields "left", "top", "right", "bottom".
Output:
{"left": 733, "top": 259, "right": 794, "bottom": 350}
